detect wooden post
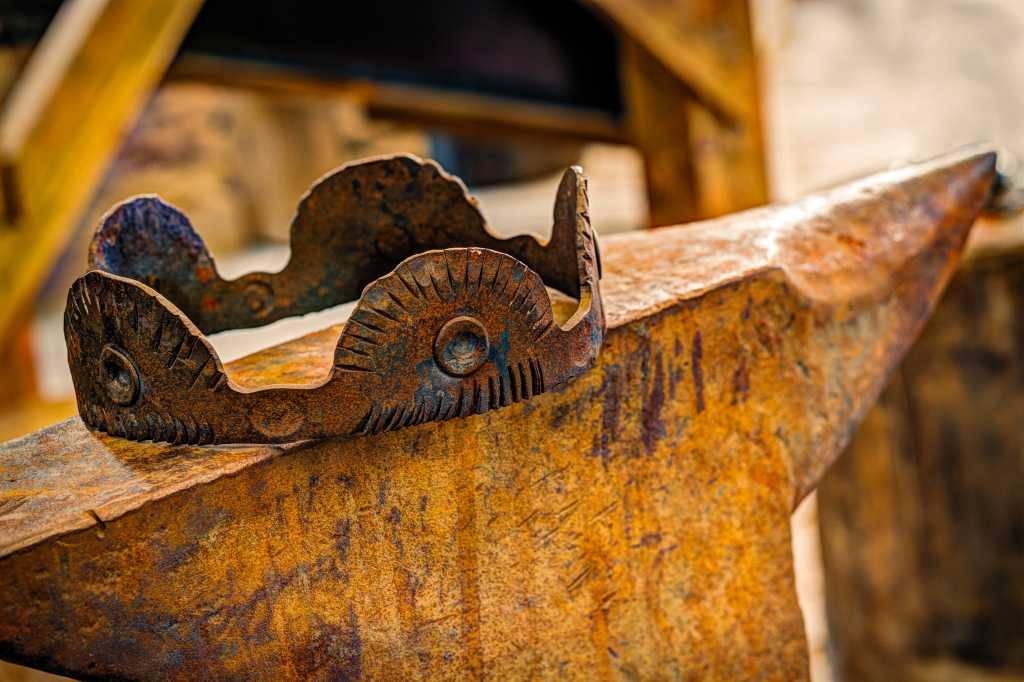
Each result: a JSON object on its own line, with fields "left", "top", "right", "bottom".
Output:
{"left": 602, "top": 0, "right": 770, "bottom": 226}
{"left": 0, "top": 0, "right": 203, "bottom": 367}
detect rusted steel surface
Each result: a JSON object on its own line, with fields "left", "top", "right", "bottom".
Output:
{"left": 819, "top": 221, "right": 1024, "bottom": 681}
{"left": 71, "top": 156, "right": 603, "bottom": 444}
{"left": 0, "top": 150, "right": 995, "bottom": 680}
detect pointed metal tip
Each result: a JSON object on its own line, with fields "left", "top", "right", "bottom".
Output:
{"left": 774, "top": 145, "right": 997, "bottom": 309}
{"left": 551, "top": 165, "right": 588, "bottom": 246}
{"left": 786, "top": 145, "right": 997, "bottom": 506}
{"left": 915, "top": 142, "right": 997, "bottom": 169}
{"left": 877, "top": 143, "right": 997, "bottom": 196}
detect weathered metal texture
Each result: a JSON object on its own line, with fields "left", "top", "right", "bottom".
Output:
{"left": 819, "top": 224, "right": 1024, "bottom": 681}
{"left": 0, "top": 149, "right": 995, "bottom": 680}
{"left": 69, "top": 155, "right": 604, "bottom": 444}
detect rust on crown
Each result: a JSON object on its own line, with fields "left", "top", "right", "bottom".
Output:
{"left": 68, "top": 155, "right": 605, "bottom": 444}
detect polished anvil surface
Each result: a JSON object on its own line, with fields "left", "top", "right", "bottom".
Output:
{"left": 0, "top": 149, "right": 996, "bottom": 680}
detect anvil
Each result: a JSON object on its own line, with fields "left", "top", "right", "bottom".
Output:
{"left": 0, "top": 149, "right": 995, "bottom": 679}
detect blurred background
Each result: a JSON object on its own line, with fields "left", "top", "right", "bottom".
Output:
{"left": 0, "top": 0, "right": 1021, "bottom": 680}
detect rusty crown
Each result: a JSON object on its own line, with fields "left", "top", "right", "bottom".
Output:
{"left": 64, "top": 155, "right": 606, "bottom": 444}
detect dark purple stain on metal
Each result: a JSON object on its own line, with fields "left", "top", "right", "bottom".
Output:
{"left": 692, "top": 330, "right": 705, "bottom": 414}
{"left": 592, "top": 365, "right": 623, "bottom": 469}
{"left": 388, "top": 506, "right": 404, "bottom": 558}
{"left": 640, "top": 352, "right": 666, "bottom": 454}
{"left": 335, "top": 518, "right": 352, "bottom": 564}
{"left": 307, "top": 473, "right": 320, "bottom": 509}
{"left": 732, "top": 360, "right": 750, "bottom": 405}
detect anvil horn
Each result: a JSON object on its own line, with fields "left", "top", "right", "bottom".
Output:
{"left": 599, "top": 146, "right": 996, "bottom": 507}
{"left": 782, "top": 149, "right": 997, "bottom": 503}
{"left": 0, "top": 148, "right": 996, "bottom": 680}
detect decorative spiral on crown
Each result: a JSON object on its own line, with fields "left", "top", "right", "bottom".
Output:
{"left": 335, "top": 248, "right": 555, "bottom": 435}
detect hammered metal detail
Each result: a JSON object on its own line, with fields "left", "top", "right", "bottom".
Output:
{"left": 434, "top": 317, "right": 489, "bottom": 377}
{"left": 99, "top": 345, "right": 140, "bottom": 406}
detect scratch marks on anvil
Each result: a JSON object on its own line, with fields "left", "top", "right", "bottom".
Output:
{"left": 526, "top": 498, "right": 583, "bottom": 547}
{"left": 591, "top": 500, "right": 619, "bottom": 523}
{"left": 646, "top": 542, "right": 682, "bottom": 655}
{"left": 531, "top": 465, "right": 568, "bottom": 490}
{"left": 0, "top": 495, "right": 28, "bottom": 519}
{"left": 516, "top": 509, "right": 540, "bottom": 528}
{"left": 154, "top": 506, "right": 230, "bottom": 573}
{"left": 566, "top": 564, "right": 594, "bottom": 592}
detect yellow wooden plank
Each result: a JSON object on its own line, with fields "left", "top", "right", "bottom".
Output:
{"left": 0, "top": 0, "right": 203, "bottom": 352}
{"left": 583, "top": 0, "right": 756, "bottom": 122}
{"left": 613, "top": 1, "right": 770, "bottom": 225}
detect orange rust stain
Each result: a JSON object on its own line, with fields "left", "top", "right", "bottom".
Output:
{"left": 455, "top": 441, "right": 484, "bottom": 676}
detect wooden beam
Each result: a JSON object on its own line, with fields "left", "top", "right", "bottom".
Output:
{"left": 0, "top": 0, "right": 203, "bottom": 356}
{"left": 616, "top": 0, "right": 770, "bottom": 226}
{"left": 583, "top": 0, "right": 754, "bottom": 124}
{"left": 0, "top": 149, "right": 994, "bottom": 679}
{"left": 168, "top": 56, "right": 624, "bottom": 145}
{"left": 620, "top": 40, "right": 701, "bottom": 226}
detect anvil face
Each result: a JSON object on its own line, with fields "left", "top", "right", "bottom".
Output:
{"left": 0, "top": 150, "right": 996, "bottom": 679}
